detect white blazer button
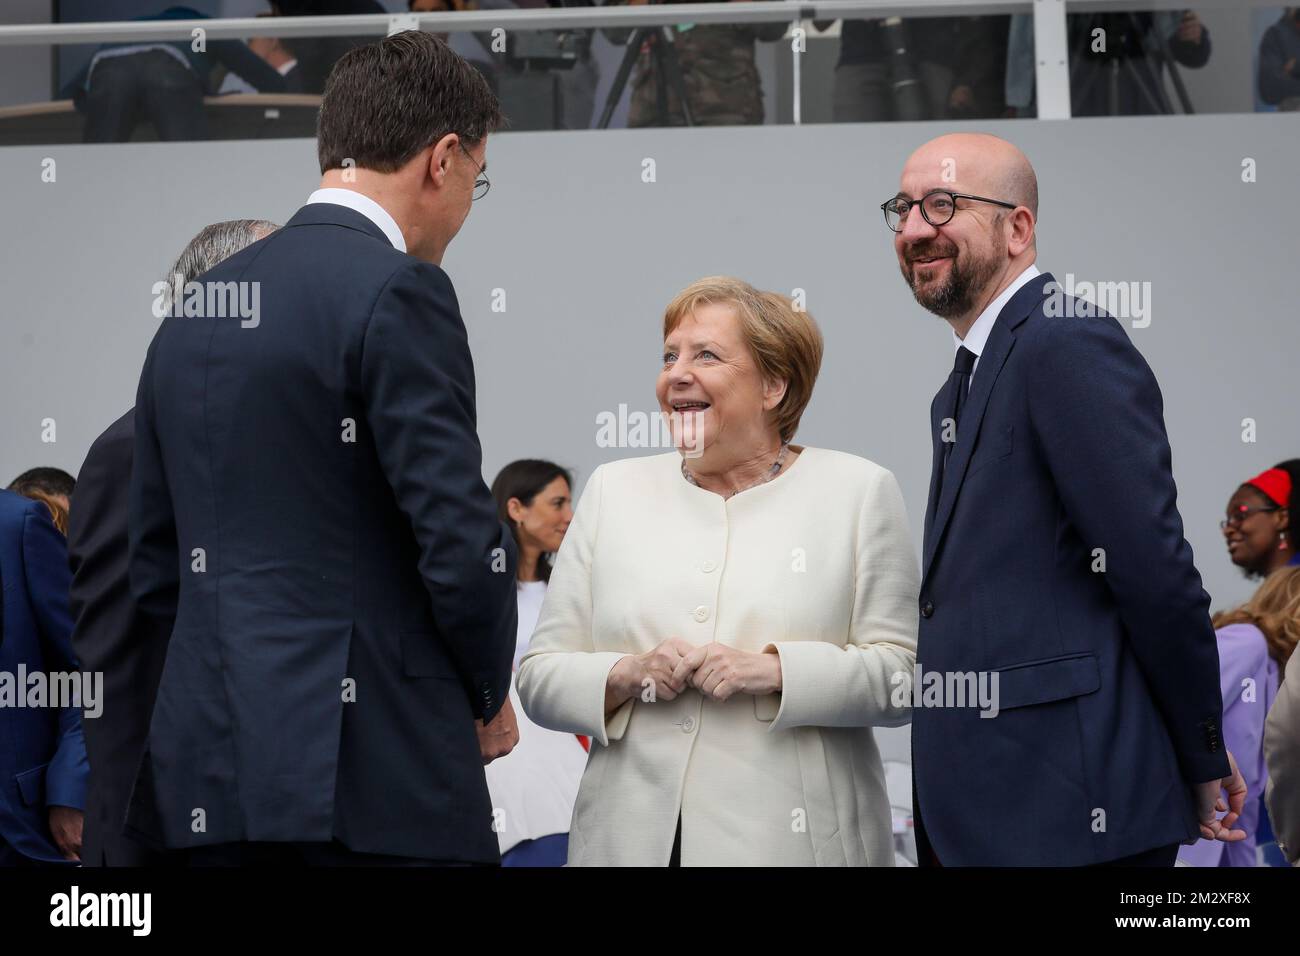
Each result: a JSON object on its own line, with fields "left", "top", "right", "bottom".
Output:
{"left": 681, "top": 716, "right": 695, "bottom": 733}
{"left": 701, "top": 560, "right": 716, "bottom": 573}
{"left": 693, "top": 606, "right": 710, "bottom": 622}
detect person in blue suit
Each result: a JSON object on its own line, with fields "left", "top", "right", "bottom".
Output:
{"left": 0, "top": 489, "right": 88, "bottom": 866}
{"left": 882, "top": 132, "right": 1247, "bottom": 866}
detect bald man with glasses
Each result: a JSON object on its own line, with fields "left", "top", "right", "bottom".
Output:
{"left": 885, "top": 132, "right": 1247, "bottom": 867}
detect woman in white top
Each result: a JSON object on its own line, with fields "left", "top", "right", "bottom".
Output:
{"left": 517, "top": 277, "right": 921, "bottom": 866}
{"left": 485, "top": 460, "right": 588, "bottom": 866}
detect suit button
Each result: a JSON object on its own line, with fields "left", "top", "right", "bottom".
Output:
{"left": 701, "top": 560, "right": 716, "bottom": 573}
{"left": 692, "top": 606, "right": 710, "bottom": 622}
{"left": 921, "top": 601, "right": 934, "bottom": 619}
{"left": 681, "top": 716, "right": 695, "bottom": 733}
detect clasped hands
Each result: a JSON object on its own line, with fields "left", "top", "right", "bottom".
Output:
{"left": 1190, "top": 750, "right": 1251, "bottom": 845}
{"left": 605, "top": 637, "right": 782, "bottom": 714}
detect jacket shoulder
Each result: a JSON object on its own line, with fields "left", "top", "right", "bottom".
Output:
{"left": 800, "top": 447, "right": 897, "bottom": 488}
{"left": 1215, "top": 622, "right": 1272, "bottom": 672}
{"left": 0, "top": 488, "right": 42, "bottom": 527}
{"left": 594, "top": 452, "right": 679, "bottom": 484}
{"left": 1015, "top": 293, "right": 1137, "bottom": 365}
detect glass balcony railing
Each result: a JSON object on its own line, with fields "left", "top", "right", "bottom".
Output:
{"left": 0, "top": 1, "right": 1293, "bottom": 146}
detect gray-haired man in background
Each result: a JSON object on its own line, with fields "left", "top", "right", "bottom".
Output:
{"left": 67, "top": 219, "right": 277, "bottom": 867}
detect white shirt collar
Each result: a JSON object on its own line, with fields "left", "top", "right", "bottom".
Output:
{"left": 306, "top": 187, "right": 407, "bottom": 253}
{"left": 953, "top": 263, "right": 1041, "bottom": 360}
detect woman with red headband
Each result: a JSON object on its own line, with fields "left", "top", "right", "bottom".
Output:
{"left": 1222, "top": 460, "right": 1300, "bottom": 578}
{"left": 1179, "top": 461, "right": 1300, "bottom": 865}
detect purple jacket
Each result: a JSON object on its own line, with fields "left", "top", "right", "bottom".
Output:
{"left": 1179, "top": 623, "right": 1279, "bottom": 866}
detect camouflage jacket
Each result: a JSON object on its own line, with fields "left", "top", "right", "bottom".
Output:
{"left": 606, "top": 6, "right": 788, "bottom": 127}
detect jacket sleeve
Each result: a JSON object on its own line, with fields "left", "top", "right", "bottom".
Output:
{"left": 128, "top": 337, "right": 181, "bottom": 628}
{"left": 22, "top": 505, "right": 87, "bottom": 811}
{"left": 517, "top": 464, "right": 633, "bottom": 744}
{"left": 210, "top": 40, "right": 290, "bottom": 93}
{"left": 1258, "top": 26, "right": 1300, "bottom": 106}
{"left": 764, "top": 466, "right": 920, "bottom": 731}
{"left": 1265, "top": 643, "right": 1300, "bottom": 865}
{"left": 360, "top": 259, "right": 517, "bottom": 722}
{"left": 1026, "top": 312, "right": 1230, "bottom": 785}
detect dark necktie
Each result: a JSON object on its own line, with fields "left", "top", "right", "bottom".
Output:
{"left": 943, "top": 346, "right": 978, "bottom": 472}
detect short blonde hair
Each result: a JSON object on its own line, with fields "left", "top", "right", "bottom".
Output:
{"left": 662, "top": 277, "right": 824, "bottom": 444}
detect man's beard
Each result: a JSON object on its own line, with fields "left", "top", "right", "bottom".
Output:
{"left": 900, "top": 242, "right": 1001, "bottom": 319}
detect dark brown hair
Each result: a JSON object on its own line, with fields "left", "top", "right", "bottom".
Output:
{"left": 316, "top": 30, "right": 502, "bottom": 175}
{"left": 491, "top": 460, "right": 572, "bottom": 585}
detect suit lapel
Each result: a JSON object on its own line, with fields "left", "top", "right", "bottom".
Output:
{"left": 921, "top": 272, "right": 1055, "bottom": 584}
{"left": 921, "top": 383, "right": 951, "bottom": 561}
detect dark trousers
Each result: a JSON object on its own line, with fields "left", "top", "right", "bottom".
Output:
{"left": 185, "top": 840, "right": 478, "bottom": 867}
{"left": 83, "top": 50, "right": 208, "bottom": 143}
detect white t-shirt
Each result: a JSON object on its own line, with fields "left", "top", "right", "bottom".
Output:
{"left": 485, "top": 580, "right": 589, "bottom": 856}
{"left": 513, "top": 580, "right": 547, "bottom": 671}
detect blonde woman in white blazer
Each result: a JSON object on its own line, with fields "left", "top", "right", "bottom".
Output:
{"left": 517, "top": 276, "right": 920, "bottom": 866}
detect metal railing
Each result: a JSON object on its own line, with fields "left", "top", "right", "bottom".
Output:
{"left": 0, "top": 0, "right": 1281, "bottom": 121}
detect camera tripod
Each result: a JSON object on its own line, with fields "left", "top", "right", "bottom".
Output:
{"left": 597, "top": 24, "right": 695, "bottom": 128}
{"left": 1070, "top": 11, "right": 1195, "bottom": 115}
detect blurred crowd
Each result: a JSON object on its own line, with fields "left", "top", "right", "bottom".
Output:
{"left": 39, "top": 4, "right": 1300, "bottom": 142}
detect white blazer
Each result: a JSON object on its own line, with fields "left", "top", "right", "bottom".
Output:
{"left": 517, "top": 447, "right": 920, "bottom": 866}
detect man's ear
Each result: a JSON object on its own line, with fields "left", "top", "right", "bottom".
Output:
{"left": 1007, "top": 207, "right": 1035, "bottom": 257}
{"left": 427, "top": 132, "right": 460, "bottom": 187}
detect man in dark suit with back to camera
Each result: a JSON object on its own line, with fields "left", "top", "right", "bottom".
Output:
{"left": 885, "top": 132, "right": 1247, "bottom": 866}
{"left": 128, "top": 30, "right": 519, "bottom": 865}
{"left": 68, "top": 219, "right": 278, "bottom": 867}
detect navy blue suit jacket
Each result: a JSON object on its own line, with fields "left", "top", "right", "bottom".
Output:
{"left": 127, "top": 202, "right": 518, "bottom": 862}
{"left": 68, "top": 409, "right": 173, "bottom": 866}
{"left": 0, "top": 490, "right": 87, "bottom": 864}
{"left": 914, "top": 270, "right": 1230, "bottom": 866}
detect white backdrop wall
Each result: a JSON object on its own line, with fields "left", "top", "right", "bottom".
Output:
{"left": 2, "top": 114, "right": 1296, "bottom": 654}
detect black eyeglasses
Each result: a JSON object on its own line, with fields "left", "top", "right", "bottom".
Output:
{"left": 460, "top": 142, "right": 490, "bottom": 201}
{"left": 881, "top": 190, "right": 1017, "bottom": 233}
{"left": 1220, "top": 504, "right": 1281, "bottom": 530}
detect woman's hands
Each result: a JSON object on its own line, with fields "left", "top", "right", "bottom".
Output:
{"left": 604, "top": 638, "right": 782, "bottom": 714}
{"left": 674, "top": 642, "right": 782, "bottom": 701}
{"left": 606, "top": 637, "right": 696, "bottom": 713}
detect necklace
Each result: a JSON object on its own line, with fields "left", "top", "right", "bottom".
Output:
{"left": 682, "top": 443, "right": 790, "bottom": 499}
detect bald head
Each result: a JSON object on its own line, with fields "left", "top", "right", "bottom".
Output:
{"left": 903, "top": 133, "right": 1038, "bottom": 219}
{"left": 891, "top": 133, "right": 1040, "bottom": 332}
